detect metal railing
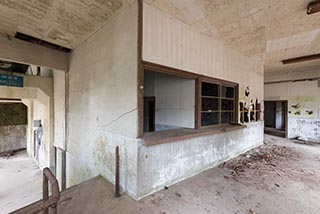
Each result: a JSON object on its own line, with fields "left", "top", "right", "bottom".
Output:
{"left": 26, "top": 168, "right": 60, "bottom": 214}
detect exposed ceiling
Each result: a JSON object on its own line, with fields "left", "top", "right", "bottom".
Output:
{"left": 0, "top": 60, "right": 29, "bottom": 73}
{"left": 0, "top": 0, "right": 134, "bottom": 49}
{"left": 0, "top": 0, "right": 319, "bottom": 73}
{"left": 144, "top": 0, "right": 320, "bottom": 73}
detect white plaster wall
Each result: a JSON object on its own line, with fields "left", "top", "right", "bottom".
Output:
{"left": 144, "top": 71, "right": 195, "bottom": 129}
{"left": 137, "top": 122, "right": 264, "bottom": 198}
{"left": 66, "top": 2, "right": 139, "bottom": 197}
{"left": 265, "top": 70, "right": 320, "bottom": 142}
{"left": 53, "top": 70, "right": 66, "bottom": 150}
{"left": 143, "top": 3, "right": 264, "bottom": 121}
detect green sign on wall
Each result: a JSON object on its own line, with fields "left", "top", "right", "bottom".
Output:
{"left": 0, "top": 74, "right": 24, "bottom": 87}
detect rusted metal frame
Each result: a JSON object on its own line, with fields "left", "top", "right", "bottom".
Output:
{"left": 115, "top": 146, "right": 120, "bottom": 198}
{"left": 26, "top": 168, "right": 60, "bottom": 214}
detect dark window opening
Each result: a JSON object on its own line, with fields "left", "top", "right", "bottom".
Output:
{"left": 143, "top": 97, "right": 155, "bottom": 132}
{"left": 201, "top": 82, "right": 236, "bottom": 127}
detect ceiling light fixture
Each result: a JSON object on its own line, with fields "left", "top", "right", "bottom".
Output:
{"left": 307, "top": 0, "right": 320, "bottom": 15}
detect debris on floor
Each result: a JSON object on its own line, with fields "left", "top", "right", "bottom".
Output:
{"left": 0, "top": 148, "right": 26, "bottom": 159}
{"left": 8, "top": 136, "right": 320, "bottom": 214}
{"left": 220, "top": 140, "right": 307, "bottom": 190}
{"left": 293, "top": 139, "right": 320, "bottom": 146}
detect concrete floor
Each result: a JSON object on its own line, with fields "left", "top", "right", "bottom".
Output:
{"left": 12, "top": 135, "right": 320, "bottom": 214}
{"left": 0, "top": 151, "right": 42, "bottom": 214}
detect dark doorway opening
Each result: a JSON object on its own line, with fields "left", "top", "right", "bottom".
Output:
{"left": 143, "top": 97, "right": 155, "bottom": 132}
{"left": 264, "top": 100, "right": 287, "bottom": 138}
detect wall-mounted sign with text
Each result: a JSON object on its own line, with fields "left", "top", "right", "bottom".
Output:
{"left": 0, "top": 74, "right": 24, "bottom": 88}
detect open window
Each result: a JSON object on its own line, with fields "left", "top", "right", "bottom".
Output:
{"left": 200, "top": 81, "right": 237, "bottom": 127}
{"left": 144, "top": 69, "right": 195, "bottom": 132}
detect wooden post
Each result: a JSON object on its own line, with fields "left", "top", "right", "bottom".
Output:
{"left": 115, "top": 146, "right": 120, "bottom": 198}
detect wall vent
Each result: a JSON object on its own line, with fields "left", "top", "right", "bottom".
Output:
{"left": 15, "top": 32, "right": 71, "bottom": 53}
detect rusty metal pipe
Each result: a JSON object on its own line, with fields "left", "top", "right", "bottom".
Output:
{"left": 26, "top": 168, "right": 60, "bottom": 214}
{"left": 115, "top": 146, "right": 120, "bottom": 198}
{"left": 42, "top": 174, "right": 48, "bottom": 214}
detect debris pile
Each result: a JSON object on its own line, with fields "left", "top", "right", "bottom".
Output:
{"left": 220, "top": 143, "right": 301, "bottom": 188}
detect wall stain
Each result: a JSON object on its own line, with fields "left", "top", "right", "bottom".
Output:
{"left": 93, "top": 136, "right": 113, "bottom": 172}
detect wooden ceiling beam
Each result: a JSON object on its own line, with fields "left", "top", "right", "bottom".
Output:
{"left": 282, "top": 53, "right": 320, "bottom": 64}
{"left": 307, "top": 0, "right": 320, "bottom": 15}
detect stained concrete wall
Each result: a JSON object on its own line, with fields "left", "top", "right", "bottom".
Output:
{"left": 65, "top": 1, "right": 264, "bottom": 200}
{"left": 0, "top": 125, "right": 27, "bottom": 153}
{"left": 137, "top": 121, "right": 264, "bottom": 198}
{"left": 143, "top": 3, "right": 264, "bottom": 121}
{"left": 0, "top": 70, "right": 53, "bottom": 168}
{"left": 265, "top": 70, "right": 320, "bottom": 142}
{"left": 138, "top": 3, "right": 265, "bottom": 199}
{"left": 66, "top": 2, "right": 139, "bottom": 197}
{"left": 144, "top": 71, "right": 195, "bottom": 130}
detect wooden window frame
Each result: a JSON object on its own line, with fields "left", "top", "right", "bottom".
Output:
{"left": 198, "top": 78, "right": 238, "bottom": 128}
{"left": 140, "top": 61, "right": 239, "bottom": 136}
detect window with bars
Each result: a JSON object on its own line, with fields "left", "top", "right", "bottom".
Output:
{"left": 201, "top": 81, "right": 236, "bottom": 126}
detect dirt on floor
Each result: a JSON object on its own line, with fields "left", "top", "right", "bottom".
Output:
{"left": 139, "top": 135, "right": 320, "bottom": 214}
{"left": 0, "top": 150, "right": 42, "bottom": 214}
{"left": 11, "top": 135, "right": 320, "bottom": 214}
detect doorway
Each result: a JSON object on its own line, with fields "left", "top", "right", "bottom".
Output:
{"left": 264, "top": 100, "right": 287, "bottom": 138}
{"left": 144, "top": 96, "right": 155, "bottom": 132}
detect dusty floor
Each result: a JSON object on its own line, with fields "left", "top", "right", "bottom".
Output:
{"left": 13, "top": 135, "right": 320, "bottom": 214}
{"left": 0, "top": 151, "right": 42, "bottom": 214}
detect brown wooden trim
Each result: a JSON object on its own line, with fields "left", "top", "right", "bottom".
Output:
{"left": 142, "top": 124, "right": 247, "bottom": 146}
{"left": 235, "top": 84, "right": 239, "bottom": 123}
{"left": 282, "top": 53, "right": 320, "bottom": 64}
{"left": 137, "top": 0, "right": 144, "bottom": 138}
{"left": 143, "top": 61, "right": 198, "bottom": 79}
{"left": 0, "top": 98, "right": 22, "bottom": 101}
{"left": 200, "top": 76, "right": 238, "bottom": 87}
{"left": 142, "top": 60, "right": 238, "bottom": 87}
{"left": 199, "top": 80, "right": 238, "bottom": 127}
{"left": 195, "top": 78, "right": 201, "bottom": 129}
{"left": 140, "top": 60, "right": 240, "bottom": 134}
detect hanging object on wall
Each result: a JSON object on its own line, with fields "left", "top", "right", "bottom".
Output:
{"left": 306, "top": 110, "right": 314, "bottom": 115}
{"left": 291, "top": 103, "right": 300, "bottom": 109}
{"left": 245, "top": 86, "right": 250, "bottom": 97}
